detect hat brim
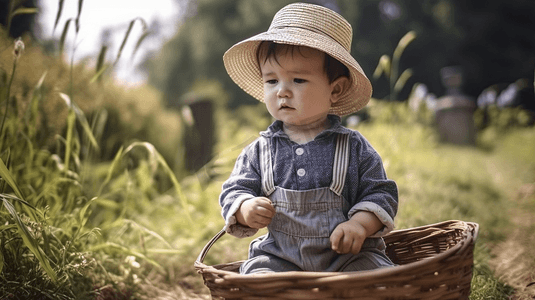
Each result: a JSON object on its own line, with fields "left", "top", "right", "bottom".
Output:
{"left": 223, "top": 27, "right": 372, "bottom": 116}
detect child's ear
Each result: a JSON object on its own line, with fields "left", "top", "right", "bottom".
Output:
{"left": 330, "top": 76, "right": 350, "bottom": 104}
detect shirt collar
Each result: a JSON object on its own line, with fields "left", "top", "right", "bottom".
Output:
{"left": 260, "top": 114, "right": 351, "bottom": 139}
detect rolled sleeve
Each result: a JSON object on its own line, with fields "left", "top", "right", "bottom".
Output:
{"left": 347, "top": 138, "right": 398, "bottom": 237}
{"left": 223, "top": 194, "right": 258, "bottom": 237}
{"left": 219, "top": 140, "right": 262, "bottom": 238}
{"left": 348, "top": 202, "right": 395, "bottom": 237}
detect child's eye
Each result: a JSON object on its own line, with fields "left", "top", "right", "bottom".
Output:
{"left": 265, "top": 79, "right": 278, "bottom": 84}
{"left": 294, "top": 78, "right": 306, "bottom": 83}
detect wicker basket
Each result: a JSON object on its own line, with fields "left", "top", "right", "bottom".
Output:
{"left": 195, "top": 220, "right": 479, "bottom": 300}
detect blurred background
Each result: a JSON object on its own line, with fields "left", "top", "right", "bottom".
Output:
{"left": 1, "top": 0, "right": 535, "bottom": 299}
{"left": 3, "top": 0, "right": 533, "bottom": 171}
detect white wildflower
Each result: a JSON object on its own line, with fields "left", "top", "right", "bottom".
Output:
{"left": 125, "top": 255, "right": 140, "bottom": 268}
{"left": 13, "top": 37, "right": 25, "bottom": 59}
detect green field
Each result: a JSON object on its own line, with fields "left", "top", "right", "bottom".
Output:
{"left": 184, "top": 103, "right": 535, "bottom": 299}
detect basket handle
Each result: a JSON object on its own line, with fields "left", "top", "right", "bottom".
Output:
{"left": 196, "top": 228, "right": 226, "bottom": 264}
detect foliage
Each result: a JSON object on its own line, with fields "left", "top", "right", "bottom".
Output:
{"left": 0, "top": 27, "right": 182, "bottom": 167}
{"left": 372, "top": 31, "right": 416, "bottom": 101}
{"left": 0, "top": 49, "right": 182, "bottom": 298}
{"left": 0, "top": 4, "right": 185, "bottom": 298}
{"left": 149, "top": 0, "right": 535, "bottom": 107}
{"left": 1, "top": 30, "right": 93, "bottom": 298}
{"left": 149, "top": 0, "right": 295, "bottom": 108}
{"left": 0, "top": 0, "right": 38, "bottom": 38}
{"left": 474, "top": 105, "right": 535, "bottom": 151}
{"left": 475, "top": 105, "right": 535, "bottom": 131}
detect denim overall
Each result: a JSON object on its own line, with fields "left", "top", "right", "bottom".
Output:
{"left": 240, "top": 134, "right": 394, "bottom": 274}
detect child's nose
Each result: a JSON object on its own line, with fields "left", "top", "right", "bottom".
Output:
{"left": 277, "top": 84, "right": 291, "bottom": 98}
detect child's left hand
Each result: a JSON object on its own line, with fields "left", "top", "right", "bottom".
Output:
{"left": 330, "top": 219, "right": 368, "bottom": 254}
{"left": 330, "top": 211, "right": 383, "bottom": 254}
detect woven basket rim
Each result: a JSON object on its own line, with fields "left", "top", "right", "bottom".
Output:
{"left": 195, "top": 219, "right": 479, "bottom": 281}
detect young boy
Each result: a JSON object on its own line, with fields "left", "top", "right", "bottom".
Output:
{"left": 219, "top": 2, "right": 398, "bottom": 274}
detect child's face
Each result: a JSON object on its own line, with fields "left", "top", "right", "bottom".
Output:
{"left": 260, "top": 47, "right": 339, "bottom": 127}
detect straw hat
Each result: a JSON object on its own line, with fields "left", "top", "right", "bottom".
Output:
{"left": 223, "top": 2, "right": 372, "bottom": 116}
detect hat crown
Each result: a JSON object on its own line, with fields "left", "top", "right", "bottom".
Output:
{"left": 268, "top": 3, "right": 352, "bottom": 52}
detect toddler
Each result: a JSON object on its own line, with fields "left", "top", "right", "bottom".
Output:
{"left": 219, "top": 2, "right": 398, "bottom": 274}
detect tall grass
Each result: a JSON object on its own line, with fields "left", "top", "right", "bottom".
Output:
{"left": 0, "top": 40, "right": 188, "bottom": 297}
{"left": 373, "top": 31, "right": 416, "bottom": 101}
{"left": 1, "top": 32, "right": 76, "bottom": 298}
{"left": 0, "top": 1, "right": 185, "bottom": 298}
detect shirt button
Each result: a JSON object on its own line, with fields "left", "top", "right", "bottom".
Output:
{"left": 297, "top": 168, "right": 306, "bottom": 177}
{"left": 295, "top": 148, "right": 304, "bottom": 155}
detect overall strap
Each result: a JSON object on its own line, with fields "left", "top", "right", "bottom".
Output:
{"left": 258, "top": 136, "right": 276, "bottom": 196}
{"left": 330, "top": 133, "right": 350, "bottom": 196}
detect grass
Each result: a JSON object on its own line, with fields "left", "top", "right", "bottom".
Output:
{"left": 359, "top": 103, "right": 534, "bottom": 299}
{"left": 1, "top": 49, "right": 533, "bottom": 297}
{"left": 1, "top": 38, "right": 531, "bottom": 300}
{"left": 172, "top": 102, "right": 533, "bottom": 299}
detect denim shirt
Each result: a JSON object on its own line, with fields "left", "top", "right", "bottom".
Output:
{"left": 219, "top": 115, "right": 398, "bottom": 238}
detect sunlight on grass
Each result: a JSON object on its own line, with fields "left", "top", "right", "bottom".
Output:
{"left": 357, "top": 122, "right": 509, "bottom": 239}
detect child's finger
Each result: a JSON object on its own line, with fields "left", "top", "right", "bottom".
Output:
{"left": 257, "top": 198, "right": 276, "bottom": 215}
{"left": 256, "top": 206, "right": 274, "bottom": 218}
{"left": 252, "top": 213, "right": 274, "bottom": 228}
{"left": 350, "top": 239, "right": 362, "bottom": 255}
{"left": 254, "top": 214, "right": 271, "bottom": 225}
{"left": 257, "top": 197, "right": 272, "bottom": 204}
{"left": 330, "top": 228, "right": 344, "bottom": 252}
{"left": 339, "top": 234, "right": 353, "bottom": 253}
{"left": 259, "top": 197, "right": 275, "bottom": 208}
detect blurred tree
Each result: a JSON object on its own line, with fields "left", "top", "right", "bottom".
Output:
{"left": 150, "top": 0, "right": 297, "bottom": 108}
{"left": 453, "top": 0, "right": 535, "bottom": 98}
{"left": 342, "top": 0, "right": 535, "bottom": 100}
{"left": 149, "top": 0, "right": 535, "bottom": 107}
{"left": 0, "top": 0, "right": 38, "bottom": 38}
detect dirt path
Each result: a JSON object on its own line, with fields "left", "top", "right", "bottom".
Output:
{"left": 137, "top": 277, "right": 210, "bottom": 300}
{"left": 489, "top": 179, "right": 535, "bottom": 299}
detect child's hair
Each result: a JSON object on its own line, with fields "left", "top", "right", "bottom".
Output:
{"left": 256, "top": 41, "right": 350, "bottom": 83}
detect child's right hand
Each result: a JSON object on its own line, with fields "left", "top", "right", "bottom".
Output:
{"left": 235, "top": 197, "right": 276, "bottom": 229}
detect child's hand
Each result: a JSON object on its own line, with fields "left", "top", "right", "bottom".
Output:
{"left": 330, "top": 211, "right": 383, "bottom": 254}
{"left": 330, "top": 219, "right": 368, "bottom": 254}
{"left": 236, "top": 197, "right": 276, "bottom": 229}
